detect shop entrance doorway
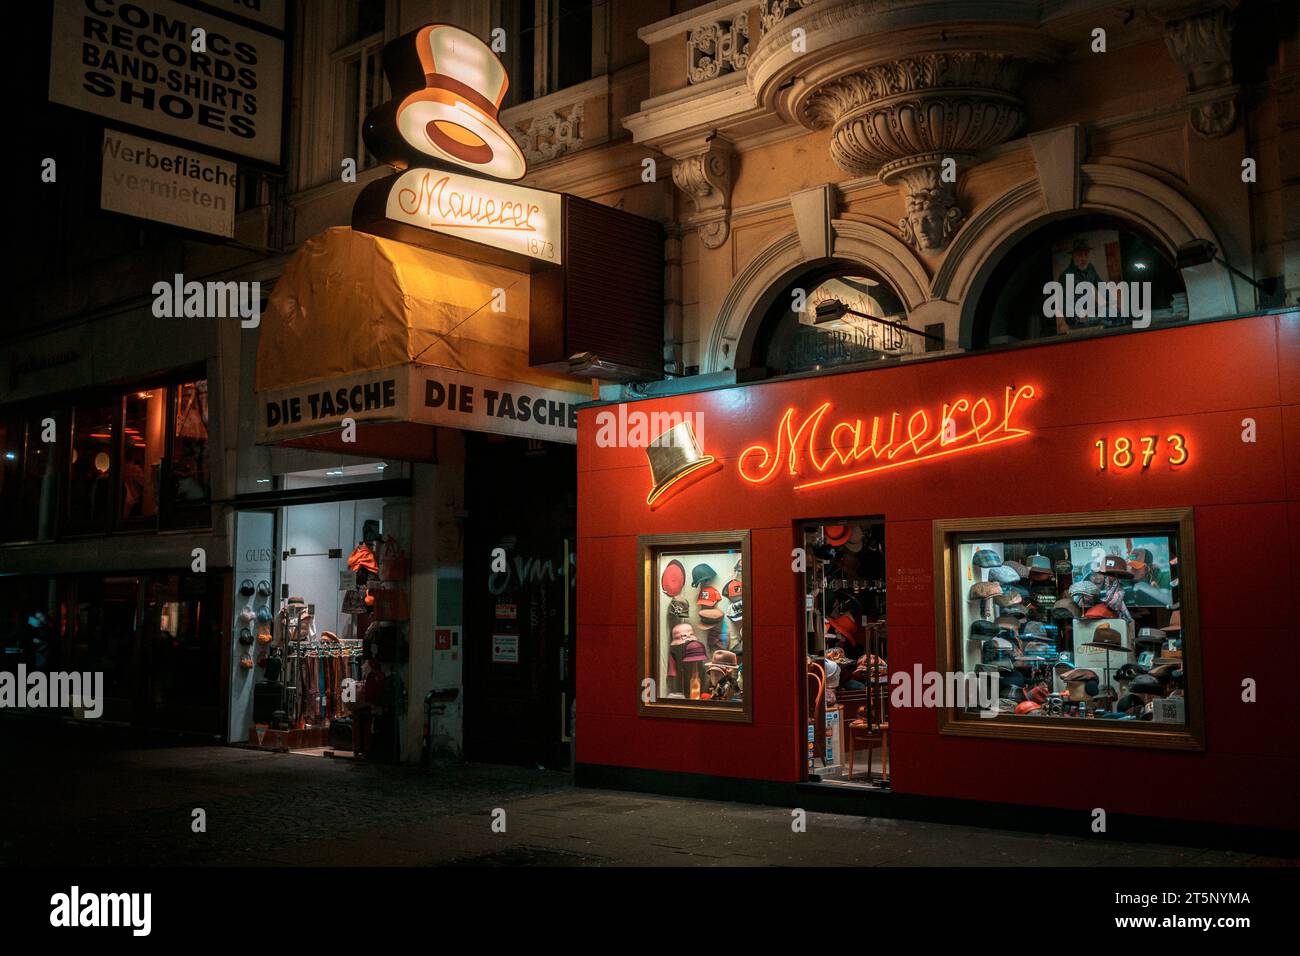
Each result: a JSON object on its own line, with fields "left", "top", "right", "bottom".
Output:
{"left": 799, "top": 517, "right": 891, "bottom": 789}
{"left": 463, "top": 435, "right": 575, "bottom": 769}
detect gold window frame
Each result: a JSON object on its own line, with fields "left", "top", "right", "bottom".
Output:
{"left": 637, "top": 531, "right": 753, "bottom": 722}
{"left": 933, "top": 508, "right": 1204, "bottom": 750}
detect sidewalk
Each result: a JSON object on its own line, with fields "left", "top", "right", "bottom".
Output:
{"left": 0, "top": 741, "right": 1281, "bottom": 867}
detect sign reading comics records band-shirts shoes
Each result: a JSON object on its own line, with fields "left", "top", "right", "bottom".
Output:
{"left": 49, "top": 0, "right": 285, "bottom": 164}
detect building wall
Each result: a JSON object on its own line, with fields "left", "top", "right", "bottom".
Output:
{"left": 574, "top": 311, "right": 1300, "bottom": 830}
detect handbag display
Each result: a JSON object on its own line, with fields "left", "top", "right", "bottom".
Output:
{"left": 378, "top": 535, "right": 408, "bottom": 582}
{"left": 370, "top": 586, "right": 409, "bottom": 621}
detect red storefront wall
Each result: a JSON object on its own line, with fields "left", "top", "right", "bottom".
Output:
{"left": 576, "top": 312, "right": 1300, "bottom": 830}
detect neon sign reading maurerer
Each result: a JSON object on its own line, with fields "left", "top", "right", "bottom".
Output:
{"left": 738, "top": 385, "right": 1038, "bottom": 490}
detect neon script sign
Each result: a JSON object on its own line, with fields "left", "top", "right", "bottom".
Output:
{"left": 739, "top": 385, "right": 1038, "bottom": 490}
{"left": 384, "top": 167, "right": 562, "bottom": 263}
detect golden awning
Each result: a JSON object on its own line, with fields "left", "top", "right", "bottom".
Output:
{"left": 254, "top": 226, "right": 587, "bottom": 445}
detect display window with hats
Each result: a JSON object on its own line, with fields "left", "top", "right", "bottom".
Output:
{"left": 638, "top": 531, "right": 751, "bottom": 721}
{"left": 936, "top": 510, "right": 1201, "bottom": 746}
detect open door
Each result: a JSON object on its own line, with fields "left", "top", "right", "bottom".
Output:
{"left": 799, "top": 517, "right": 891, "bottom": 789}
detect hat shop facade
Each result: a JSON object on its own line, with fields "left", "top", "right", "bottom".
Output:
{"left": 574, "top": 0, "right": 1299, "bottom": 837}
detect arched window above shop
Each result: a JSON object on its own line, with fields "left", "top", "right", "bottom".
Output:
{"left": 748, "top": 262, "right": 911, "bottom": 376}
{"left": 970, "top": 215, "right": 1188, "bottom": 350}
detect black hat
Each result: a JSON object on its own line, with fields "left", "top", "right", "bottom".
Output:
{"left": 1115, "top": 662, "right": 1149, "bottom": 681}
{"left": 239, "top": 579, "right": 256, "bottom": 596}
{"left": 1129, "top": 674, "right": 1164, "bottom": 696}
{"left": 1114, "top": 694, "right": 1145, "bottom": 714}
{"left": 970, "top": 620, "right": 1000, "bottom": 638}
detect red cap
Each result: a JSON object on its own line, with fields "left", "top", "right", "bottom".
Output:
{"left": 697, "top": 586, "right": 722, "bottom": 608}
{"left": 827, "top": 613, "right": 861, "bottom": 644}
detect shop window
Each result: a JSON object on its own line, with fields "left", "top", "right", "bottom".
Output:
{"left": 637, "top": 531, "right": 751, "bottom": 722}
{"left": 65, "top": 399, "right": 117, "bottom": 534}
{"left": 2, "top": 376, "right": 209, "bottom": 540}
{"left": 971, "top": 215, "right": 1188, "bottom": 349}
{"left": 118, "top": 390, "right": 166, "bottom": 527}
{"left": 749, "top": 264, "right": 911, "bottom": 375}
{"left": 0, "top": 412, "right": 59, "bottom": 543}
{"left": 934, "top": 509, "right": 1201, "bottom": 749}
{"left": 165, "top": 380, "right": 211, "bottom": 527}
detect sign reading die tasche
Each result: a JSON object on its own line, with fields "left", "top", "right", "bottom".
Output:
{"left": 49, "top": 0, "right": 285, "bottom": 164}
{"left": 101, "top": 130, "right": 236, "bottom": 237}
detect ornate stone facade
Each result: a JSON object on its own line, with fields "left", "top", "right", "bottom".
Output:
{"left": 688, "top": 15, "right": 750, "bottom": 85}
{"left": 671, "top": 137, "right": 735, "bottom": 249}
{"left": 510, "top": 102, "right": 585, "bottom": 165}
{"left": 758, "top": 0, "right": 819, "bottom": 35}
{"left": 804, "top": 51, "right": 1030, "bottom": 251}
{"left": 1156, "top": 1, "right": 1239, "bottom": 137}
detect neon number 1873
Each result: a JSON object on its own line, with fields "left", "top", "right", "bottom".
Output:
{"left": 1095, "top": 434, "right": 1189, "bottom": 471}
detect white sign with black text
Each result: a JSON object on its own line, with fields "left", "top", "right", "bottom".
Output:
{"left": 101, "top": 130, "right": 235, "bottom": 236}
{"left": 255, "top": 365, "right": 585, "bottom": 445}
{"left": 49, "top": 0, "right": 285, "bottom": 163}
{"left": 411, "top": 368, "right": 583, "bottom": 444}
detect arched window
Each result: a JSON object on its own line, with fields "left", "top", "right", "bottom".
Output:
{"left": 748, "top": 261, "right": 910, "bottom": 375}
{"left": 970, "top": 215, "right": 1187, "bottom": 349}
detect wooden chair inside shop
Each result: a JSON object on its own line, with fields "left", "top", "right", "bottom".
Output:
{"left": 806, "top": 660, "right": 826, "bottom": 764}
{"left": 842, "top": 670, "right": 889, "bottom": 785}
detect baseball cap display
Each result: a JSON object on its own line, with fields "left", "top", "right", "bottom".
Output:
{"left": 955, "top": 527, "right": 1186, "bottom": 727}
{"left": 690, "top": 563, "right": 717, "bottom": 588}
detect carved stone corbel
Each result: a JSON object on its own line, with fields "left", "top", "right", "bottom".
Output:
{"left": 1154, "top": 0, "right": 1240, "bottom": 137}
{"left": 671, "top": 136, "right": 735, "bottom": 249}
{"left": 879, "top": 155, "right": 971, "bottom": 254}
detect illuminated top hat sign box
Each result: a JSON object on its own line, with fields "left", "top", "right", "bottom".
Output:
{"left": 352, "top": 24, "right": 664, "bottom": 375}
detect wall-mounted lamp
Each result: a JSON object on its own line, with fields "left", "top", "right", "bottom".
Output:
{"left": 813, "top": 298, "right": 944, "bottom": 344}
{"left": 1175, "top": 239, "right": 1280, "bottom": 306}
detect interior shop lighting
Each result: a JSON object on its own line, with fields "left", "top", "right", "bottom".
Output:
{"left": 1175, "top": 239, "right": 1279, "bottom": 303}
{"left": 813, "top": 298, "right": 944, "bottom": 343}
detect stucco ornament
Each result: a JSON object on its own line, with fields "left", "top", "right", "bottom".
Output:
{"left": 804, "top": 52, "right": 1029, "bottom": 252}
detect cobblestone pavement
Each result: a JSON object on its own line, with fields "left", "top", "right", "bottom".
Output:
{"left": 0, "top": 735, "right": 1284, "bottom": 867}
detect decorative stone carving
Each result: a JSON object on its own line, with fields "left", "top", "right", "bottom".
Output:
{"left": 759, "top": 0, "right": 818, "bottom": 35}
{"left": 671, "top": 137, "right": 734, "bottom": 249}
{"left": 1157, "top": 2, "right": 1239, "bottom": 137}
{"left": 803, "top": 51, "right": 1029, "bottom": 251}
{"left": 510, "top": 102, "right": 585, "bottom": 165}
{"left": 688, "top": 15, "right": 750, "bottom": 84}
{"left": 885, "top": 160, "right": 965, "bottom": 252}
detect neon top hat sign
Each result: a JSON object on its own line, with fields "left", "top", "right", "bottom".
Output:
{"left": 364, "top": 24, "right": 528, "bottom": 182}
